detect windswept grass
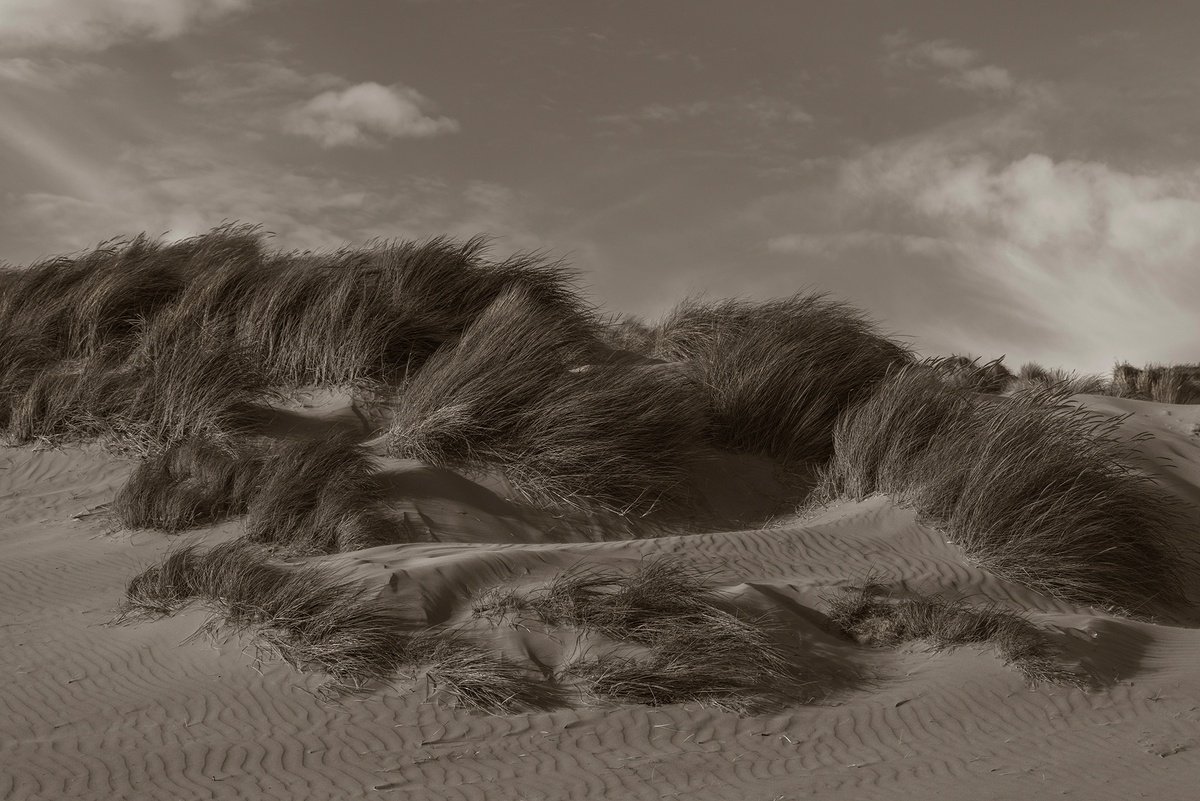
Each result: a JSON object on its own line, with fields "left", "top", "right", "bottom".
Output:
{"left": 474, "top": 560, "right": 796, "bottom": 711}
{"left": 389, "top": 287, "right": 705, "bottom": 514}
{"left": 2, "top": 336, "right": 267, "bottom": 454}
{"left": 118, "top": 541, "right": 558, "bottom": 707}
{"left": 244, "top": 431, "right": 399, "bottom": 555}
{"left": 1011, "top": 362, "right": 1108, "bottom": 396}
{"left": 1111, "top": 363, "right": 1200, "bottom": 405}
{"left": 934, "top": 355, "right": 1014, "bottom": 394}
{"left": 826, "top": 580, "right": 1087, "bottom": 687}
{"left": 499, "top": 363, "right": 710, "bottom": 514}
{"left": 655, "top": 294, "right": 911, "bottom": 465}
{"left": 387, "top": 285, "right": 596, "bottom": 465}
{"left": 818, "top": 364, "right": 1187, "bottom": 614}
{"left": 112, "top": 437, "right": 270, "bottom": 532}
{"left": 118, "top": 541, "right": 412, "bottom": 692}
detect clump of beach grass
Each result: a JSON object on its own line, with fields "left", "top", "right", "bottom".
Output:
{"left": 825, "top": 580, "right": 1088, "bottom": 688}
{"left": 117, "top": 540, "right": 416, "bottom": 693}
{"left": 475, "top": 560, "right": 797, "bottom": 711}
{"left": 112, "top": 437, "right": 271, "bottom": 532}
{"left": 817, "top": 363, "right": 1187, "bottom": 614}
{"left": 1111, "top": 363, "right": 1200, "bottom": 405}
{"left": 654, "top": 294, "right": 911, "bottom": 465}
{"left": 244, "top": 430, "right": 399, "bottom": 555}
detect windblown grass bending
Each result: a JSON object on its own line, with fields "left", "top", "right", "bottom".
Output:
{"left": 112, "top": 437, "right": 270, "bottom": 532}
{"left": 118, "top": 541, "right": 416, "bottom": 692}
{"left": 655, "top": 294, "right": 911, "bottom": 465}
{"left": 118, "top": 541, "right": 559, "bottom": 708}
{"left": 1111, "top": 363, "right": 1200, "bottom": 404}
{"left": 818, "top": 364, "right": 1187, "bottom": 614}
{"left": 826, "top": 580, "right": 1087, "bottom": 687}
{"left": 244, "top": 431, "right": 399, "bottom": 555}
{"left": 387, "top": 284, "right": 596, "bottom": 465}
{"left": 474, "top": 561, "right": 797, "bottom": 711}
{"left": 3, "top": 336, "right": 266, "bottom": 454}
{"left": 1010, "top": 362, "right": 1108, "bottom": 396}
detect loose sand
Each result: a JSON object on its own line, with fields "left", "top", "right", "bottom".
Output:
{"left": 3, "top": 393, "right": 1200, "bottom": 800}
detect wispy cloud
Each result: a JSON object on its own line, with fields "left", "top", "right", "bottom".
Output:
{"left": 0, "top": 0, "right": 258, "bottom": 52}
{"left": 599, "top": 94, "right": 812, "bottom": 130}
{"left": 283, "top": 82, "right": 460, "bottom": 148}
{"left": 0, "top": 56, "right": 111, "bottom": 87}
{"left": 1, "top": 140, "right": 545, "bottom": 264}
{"left": 884, "top": 31, "right": 1017, "bottom": 95}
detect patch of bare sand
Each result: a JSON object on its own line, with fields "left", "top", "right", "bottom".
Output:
{"left": 3, "top": 393, "right": 1200, "bottom": 800}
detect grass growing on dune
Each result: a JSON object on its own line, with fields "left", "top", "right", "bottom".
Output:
{"left": 826, "top": 580, "right": 1087, "bottom": 688}
{"left": 2, "top": 335, "right": 267, "bottom": 454}
{"left": 390, "top": 288, "right": 711, "bottom": 515}
{"left": 112, "top": 437, "right": 270, "bottom": 532}
{"left": 244, "top": 431, "right": 399, "bottom": 555}
{"left": 118, "top": 541, "right": 560, "bottom": 707}
{"left": 655, "top": 294, "right": 911, "bottom": 465}
{"left": 387, "top": 284, "right": 596, "bottom": 465}
{"left": 817, "top": 364, "right": 1187, "bottom": 614}
{"left": 118, "top": 540, "right": 415, "bottom": 692}
{"left": 934, "top": 355, "right": 1014, "bottom": 394}
{"left": 1111, "top": 362, "right": 1200, "bottom": 405}
{"left": 475, "top": 561, "right": 796, "bottom": 711}
{"left": 1010, "top": 362, "right": 1108, "bottom": 396}
{"left": 499, "top": 362, "right": 710, "bottom": 515}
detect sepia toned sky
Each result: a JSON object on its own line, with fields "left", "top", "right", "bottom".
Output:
{"left": 1, "top": 0, "right": 1198, "bottom": 372}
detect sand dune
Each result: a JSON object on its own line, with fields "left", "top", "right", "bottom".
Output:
{"left": 4, "top": 391, "right": 1200, "bottom": 800}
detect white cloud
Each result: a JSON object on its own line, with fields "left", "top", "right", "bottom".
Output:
{"left": 0, "top": 0, "right": 255, "bottom": 52}
{"left": 282, "top": 82, "right": 460, "bottom": 148}
{"left": 819, "top": 137, "right": 1200, "bottom": 370}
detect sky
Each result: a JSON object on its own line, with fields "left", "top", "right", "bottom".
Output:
{"left": 1, "top": 0, "right": 1198, "bottom": 372}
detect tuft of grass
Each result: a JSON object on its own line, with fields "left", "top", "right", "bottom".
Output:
{"left": 598, "top": 313, "right": 658, "bottom": 356}
{"left": 244, "top": 430, "right": 400, "bottom": 555}
{"left": 388, "top": 287, "right": 707, "bottom": 515}
{"left": 1111, "top": 363, "right": 1200, "bottom": 405}
{"left": 475, "top": 560, "right": 797, "bottom": 711}
{"left": 498, "top": 362, "right": 710, "bottom": 515}
{"left": 118, "top": 541, "right": 558, "bottom": 707}
{"left": 387, "top": 284, "right": 598, "bottom": 464}
{"left": 117, "top": 540, "right": 416, "bottom": 692}
{"left": 933, "top": 355, "right": 1014, "bottom": 394}
{"left": 422, "top": 638, "right": 564, "bottom": 712}
{"left": 1011, "top": 362, "right": 1108, "bottom": 396}
{"left": 3, "top": 334, "right": 267, "bottom": 454}
{"left": 817, "top": 364, "right": 1188, "bottom": 614}
{"left": 654, "top": 294, "right": 911, "bottom": 465}
{"left": 825, "top": 580, "right": 1088, "bottom": 688}
{"left": 112, "top": 437, "right": 270, "bottom": 532}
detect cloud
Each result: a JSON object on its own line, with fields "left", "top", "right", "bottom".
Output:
{"left": 175, "top": 60, "right": 342, "bottom": 106}
{"left": 0, "top": 141, "right": 545, "bottom": 265}
{"left": 282, "top": 82, "right": 460, "bottom": 147}
{"left": 794, "top": 133, "right": 1200, "bottom": 371}
{"left": 0, "top": 56, "right": 109, "bottom": 87}
{"left": 885, "top": 31, "right": 1015, "bottom": 96}
{"left": 0, "top": 0, "right": 256, "bottom": 52}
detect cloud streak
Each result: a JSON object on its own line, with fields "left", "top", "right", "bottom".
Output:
{"left": 0, "top": 0, "right": 257, "bottom": 52}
